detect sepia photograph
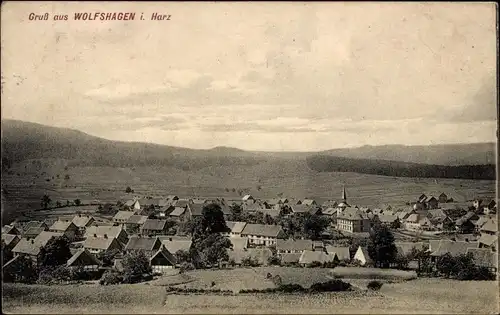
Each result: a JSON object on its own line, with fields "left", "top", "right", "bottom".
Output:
{"left": 1, "top": 1, "right": 498, "bottom": 314}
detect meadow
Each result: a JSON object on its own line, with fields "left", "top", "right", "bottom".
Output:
{"left": 3, "top": 278, "right": 498, "bottom": 314}
{"left": 2, "top": 158, "right": 495, "bottom": 223}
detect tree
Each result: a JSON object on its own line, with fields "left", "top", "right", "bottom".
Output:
{"left": 121, "top": 250, "right": 152, "bottom": 284}
{"left": 3, "top": 255, "right": 38, "bottom": 284}
{"left": 64, "top": 174, "right": 70, "bottom": 180}
{"left": 125, "top": 186, "right": 133, "bottom": 193}
{"left": 436, "top": 253, "right": 455, "bottom": 278}
{"left": 390, "top": 218, "right": 401, "bottom": 229}
{"left": 1, "top": 240, "right": 13, "bottom": 266}
{"left": 41, "top": 194, "right": 51, "bottom": 209}
{"left": 56, "top": 201, "right": 62, "bottom": 208}
{"left": 97, "top": 248, "right": 121, "bottom": 267}
{"left": 229, "top": 203, "right": 243, "bottom": 221}
{"left": 38, "top": 236, "right": 72, "bottom": 268}
{"left": 74, "top": 199, "right": 81, "bottom": 206}
{"left": 302, "top": 214, "right": 331, "bottom": 240}
{"left": 189, "top": 203, "right": 231, "bottom": 268}
{"left": 367, "top": 223, "right": 397, "bottom": 268}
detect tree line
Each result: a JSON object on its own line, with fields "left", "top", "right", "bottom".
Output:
{"left": 306, "top": 155, "right": 495, "bottom": 180}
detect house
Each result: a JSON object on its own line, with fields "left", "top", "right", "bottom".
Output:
{"left": 480, "top": 219, "right": 498, "bottom": 235}
{"left": 289, "top": 204, "right": 312, "bottom": 215}
{"left": 83, "top": 236, "right": 123, "bottom": 255}
{"left": 242, "top": 195, "right": 255, "bottom": 202}
{"left": 240, "top": 224, "right": 286, "bottom": 247}
{"left": 12, "top": 232, "right": 65, "bottom": 262}
{"left": 124, "top": 215, "right": 148, "bottom": 234}
{"left": 302, "top": 199, "right": 317, "bottom": 207}
{"left": 228, "top": 247, "right": 273, "bottom": 266}
{"left": 158, "top": 205, "right": 175, "bottom": 217}
{"left": 429, "top": 240, "right": 479, "bottom": 262}
{"left": 150, "top": 247, "right": 177, "bottom": 272}
{"left": 396, "top": 209, "right": 416, "bottom": 221}
{"left": 395, "top": 242, "right": 425, "bottom": 257}
{"left": 276, "top": 239, "right": 314, "bottom": 255}
{"left": 168, "top": 206, "right": 189, "bottom": 222}
{"left": 455, "top": 212, "right": 479, "bottom": 234}
{"left": 125, "top": 236, "right": 163, "bottom": 257}
{"left": 427, "top": 197, "right": 439, "bottom": 210}
{"left": 71, "top": 215, "right": 95, "bottom": 233}
{"left": 418, "top": 194, "right": 428, "bottom": 203}
{"left": 466, "top": 248, "right": 497, "bottom": 273}
{"left": 298, "top": 250, "right": 336, "bottom": 267}
{"left": 48, "top": 221, "right": 78, "bottom": 241}
{"left": 140, "top": 219, "right": 169, "bottom": 236}
{"left": 23, "top": 226, "right": 48, "bottom": 240}
{"left": 185, "top": 204, "right": 205, "bottom": 219}
{"left": 66, "top": 249, "right": 101, "bottom": 271}
{"left": 418, "top": 216, "right": 435, "bottom": 231}
{"left": 2, "top": 234, "right": 20, "bottom": 253}
{"left": 173, "top": 199, "right": 190, "bottom": 208}
{"left": 2, "top": 225, "right": 20, "bottom": 235}
{"left": 21, "top": 221, "right": 48, "bottom": 234}
{"left": 404, "top": 213, "right": 421, "bottom": 231}
{"left": 160, "top": 236, "right": 192, "bottom": 253}
{"left": 478, "top": 234, "right": 497, "bottom": 251}
{"left": 438, "top": 193, "right": 448, "bottom": 203}
{"left": 325, "top": 246, "right": 350, "bottom": 262}
{"left": 377, "top": 214, "right": 399, "bottom": 227}
{"left": 483, "top": 200, "right": 496, "bottom": 215}
{"left": 85, "top": 226, "right": 129, "bottom": 246}
{"left": 336, "top": 207, "right": 371, "bottom": 233}
{"left": 223, "top": 221, "right": 247, "bottom": 237}
{"left": 353, "top": 246, "right": 373, "bottom": 266}
{"left": 280, "top": 253, "right": 302, "bottom": 265}
{"left": 124, "top": 199, "right": 141, "bottom": 211}
{"left": 113, "top": 211, "right": 135, "bottom": 224}
{"left": 166, "top": 195, "right": 179, "bottom": 202}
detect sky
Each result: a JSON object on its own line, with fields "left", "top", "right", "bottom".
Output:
{"left": 1, "top": 2, "right": 497, "bottom": 151}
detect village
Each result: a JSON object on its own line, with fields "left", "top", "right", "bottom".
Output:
{"left": 1, "top": 186, "right": 497, "bottom": 285}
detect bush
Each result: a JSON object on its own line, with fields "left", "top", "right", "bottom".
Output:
{"left": 367, "top": 280, "right": 383, "bottom": 291}
{"left": 99, "top": 269, "right": 123, "bottom": 285}
{"left": 37, "top": 266, "right": 72, "bottom": 284}
{"left": 308, "top": 261, "right": 323, "bottom": 268}
{"left": 309, "top": 280, "right": 352, "bottom": 292}
{"left": 179, "top": 262, "right": 195, "bottom": 273}
{"left": 267, "top": 254, "right": 281, "bottom": 266}
{"left": 241, "top": 256, "right": 260, "bottom": 267}
{"left": 278, "top": 283, "right": 306, "bottom": 293}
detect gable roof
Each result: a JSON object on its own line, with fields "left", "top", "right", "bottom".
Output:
{"left": 405, "top": 213, "right": 419, "bottom": 223}
{"left": 187, "top": 204, "right": 204, "bottom": 217}
{"left": 150, "top": 247, "right": 177, "bottom": 265}
{"left": 84, "top": 236, "right": 121, "bottom": 251}
{"left": 225, "top": 221, "right": 247, "bottom": 234}
{"left": 161, "top": 238, "right": 192, "bottom": 253}
{"left": 290, "top": 204, "right": 311, "bottom": 213}
{"left": 430, "top": 240, "right": 479, "bottom": 257}
{"left": 378, "top": 214, "right": 398, "bottom": 223}
{"left": 241, "top": 224, "right": 283, "bottom": 238}
{"left": 72, "top": 215, "right": 94, "bottom": 228}
{"left": 85, "top": 226, "right": 125, "bottom": 239}
{"left": 2, "top": 225, "right": 19, "bottom": 235}
{"left": 169, "top": 207, "right": 186, "bottom": 217}
{"left": 276, "top": 239, "right": 313, "bottom": 252}
{"left": 34, "top": 231, "right": 65, "bottom": 247}
{"left": 466, "top": 248, "right": 497, "bottom": 268}
{"left": 113, "top": 211, "right": 135, "bottom": 221}
{"left": 228, "top": 247, "right": 272, "bottom": 265}
{"left": 173, "top": 199, "right": 190, "bottom": 208}
{"left": 478, "top": 234, "right": 498, "bottom": 247}
{"left": 126, "top": 215, "right": 148, "bottom": 225}
{"left": 355, "top": 246, "right": 373, "bottom": 263}
{"left": 23, "top": 227, "right": 47, "bottom": 237}
{"left": 125, "top": 236, "right": 161, "bottom": 251}
{"left": 480, "top": 219, "right": 498, "bottom": 233}
{"left": 427, "top": 196, "right": 438, "bottom": 203}
{"left": 242, "top": 195, "right": 254, "bottom": 201}
{"left": 395, "top": 242, "right": 425, "bottom": 256}
{"left": 280, "top": 253, "right": 301, "bottom": 264}
{"left": 12, "top": 238, "right": 42, "bottom": 256}
{"left": 325, "top": 246, "right": 350, "bottom": 261}
{"left": 299, "top": 250, "right": 336, "bottom": 264}
{"left": 338, "top": 207, "right": 368, "bottom": 220}
{"left": 141, "top": 219, "right": 167, "bottom": 231}
{"left": 49, "top": 220, "right": 77, "bottom": 232}
{"left": 2, "top": 234, "right": 20, "bottom": 247}
{"left": 67, "top": 249, "right": 101, "bottom": 267}
{"left": 302, "top": 199, "right": 316, "bottom": 206}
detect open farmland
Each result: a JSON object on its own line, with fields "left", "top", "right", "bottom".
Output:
{"left": 2, "top": 160, "right": 495, "bottom": 223}
{"left": 3, "top": 278, "right": 498, "bottom": 314}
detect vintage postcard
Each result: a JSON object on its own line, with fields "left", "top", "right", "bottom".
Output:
{"left": 1, "top": 1, "right": 498, "bottom": 314}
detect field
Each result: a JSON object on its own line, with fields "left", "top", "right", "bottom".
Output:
{"left": 3, "top": 278, "right": 498, "bottom": 314}
{"left": 2, "top": 159, "right": 495, "bottom": 223}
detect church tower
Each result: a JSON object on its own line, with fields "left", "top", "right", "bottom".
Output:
{"left": 342, "top": 186, "right": 347, "bottom": 203}
{"left": 337, "top": 185, "right": 349, "bottom": 215}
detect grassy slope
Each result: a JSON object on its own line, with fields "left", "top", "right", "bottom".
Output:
{"left": 3, "top": 279, "right": 498, "bottom": 314}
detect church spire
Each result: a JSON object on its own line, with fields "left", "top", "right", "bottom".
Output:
{"left": 342, "top": 186, "right": 347, "bottom": 202}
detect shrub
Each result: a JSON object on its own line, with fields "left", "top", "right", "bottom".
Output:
{"left": 267, "top": 254, "right": 281, "bottom": 266}
{"left": 272, "top": 275, "right": 282, "bottom": 286}
{"left": 309, "top": 280, "right": 352, "bottom": 292}
{"left": 37, "top": 266, "right": 72, "bottom": 284}
{"left": 179, "top": 262, "right": 195, "bottom": 273}
{"left": 241, "top": 256, "right": 260, "bottom": 267}
{"left": 308, "top": 261, "right": 323, "bottom": 268}
{"left": 99, "top": 269, "right": 123, "bottom": 285}
{"left": 278, "top": 283, "right": 306, "bottom": 293}
{"left": 367, "top": 280, "right": 383, "bottom": 291}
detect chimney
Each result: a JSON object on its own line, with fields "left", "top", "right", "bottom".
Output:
{"left": 31, "top": 239, "right": 34, "bottom": 244}
{"left": 169, "top": 237, "right": 172, "bottom": 241}
{"left": 93, "top": 233, "right": 97, "bottom": 238}
{"left": 104, "top": 234, "right": 108, "bottom": 239}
